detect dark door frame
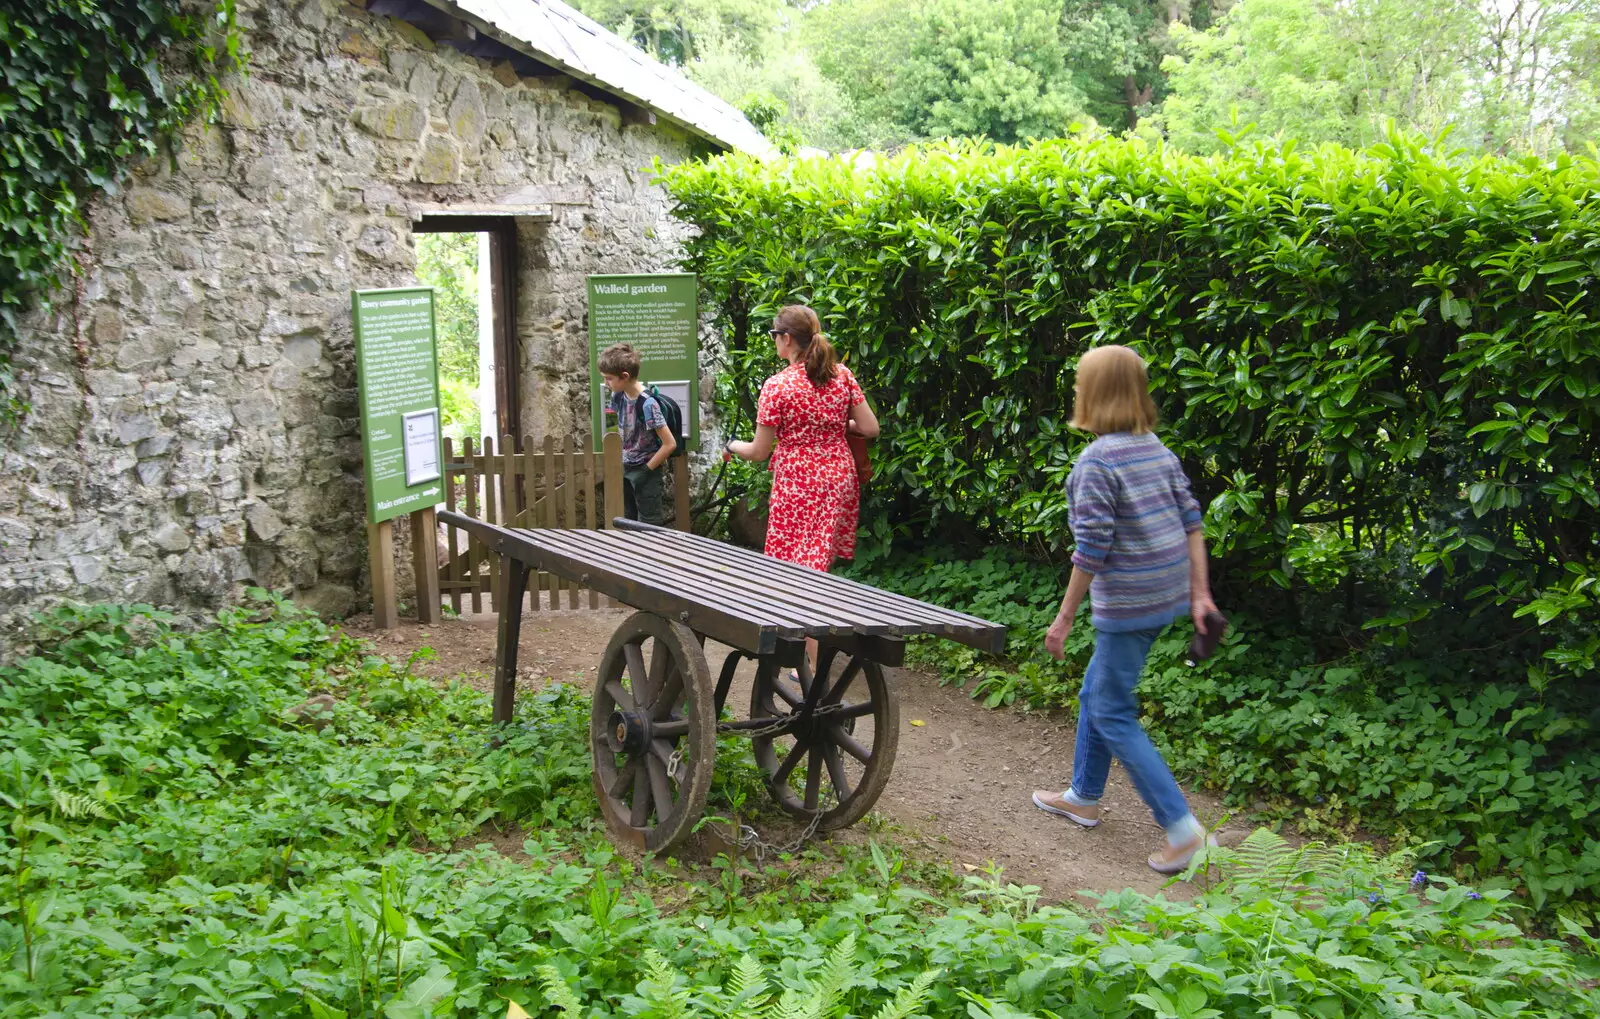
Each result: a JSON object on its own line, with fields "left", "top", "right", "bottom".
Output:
{"left": 412, "top": 215, "right": 520, "bottom": 440}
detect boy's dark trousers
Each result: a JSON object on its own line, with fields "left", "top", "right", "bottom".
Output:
{"left": 622, "top": 463, "right": 665, "bottom": 526}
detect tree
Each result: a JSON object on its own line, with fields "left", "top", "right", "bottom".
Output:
{"left": 567, "top": 0, "right": 784, "bottom": 63}
{"left": 1464, "top": 0, "right": 1600, "bottom": 153}
{"left": 686, "top": 27, "right": 870, "bottom": 150}
{"left": 1154, "top": 0, "right": 1600, "bottom": 155}
{"left": 1062, "top": 1, "right": 1220, "bottom": 131}
{"left": 800, "top": 0, "right": 937, "bottom": 145}
{"left": 804, "top": 0, "right": 1096, "bottom": 145}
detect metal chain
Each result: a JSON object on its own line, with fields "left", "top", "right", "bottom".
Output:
{"left": 659, "top": 669, "right": 849, "bottom": 863}
{"left": 656, "top": 700, "right": 824, "bottom": 783}
{"left": 733, "top": 801, "right": 828, "bottom": 865}
{"left": 731, "top": 667, "right": 857, "bottom": 742}
{"left": 726, "top": 711, "right": 808, "bottom": 741}
{"left": 731, "top": 674, "right": 833, "bottom": 863}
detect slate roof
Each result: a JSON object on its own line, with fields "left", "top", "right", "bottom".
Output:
{"left": 427, "top": 0, "right": 774, "bottom": 155}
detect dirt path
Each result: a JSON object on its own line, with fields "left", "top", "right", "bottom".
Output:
{"left": 351, "top": 608, "right": 1237, "bottom": 902}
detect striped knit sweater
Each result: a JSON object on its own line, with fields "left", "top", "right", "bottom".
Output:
{"left": 1066, "top": 432, "right": 1203, "bottom": 632}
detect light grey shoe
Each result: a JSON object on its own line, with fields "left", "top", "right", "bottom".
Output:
{"left": 1031, "top": 790, "right": 1101, "bottom": 828}
{"left": 1148, "top": 833, "right": 1219, "bottom": 874}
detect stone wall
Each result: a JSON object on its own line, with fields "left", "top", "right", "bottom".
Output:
{"left": 0, "top": 0, "right": 714, "bottom": 632}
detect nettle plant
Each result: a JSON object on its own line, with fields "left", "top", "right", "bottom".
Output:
{"left": 660, "top": 133, "right": 1600, "bottom": 685}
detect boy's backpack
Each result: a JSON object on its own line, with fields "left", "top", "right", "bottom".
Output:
{"left": 646, "top": 385, "right": 687, "bottom": 457}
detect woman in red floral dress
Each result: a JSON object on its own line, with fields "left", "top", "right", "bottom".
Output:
{"left": 726, "top": 305, "right": 880, "bottom": 577}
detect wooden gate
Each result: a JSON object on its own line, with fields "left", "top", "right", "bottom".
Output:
{"left": 437, "top": 432, "right": 691, "bottom": 613}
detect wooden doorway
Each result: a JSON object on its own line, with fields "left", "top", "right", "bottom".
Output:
{"left": 412, "top": 214, "right": 520, "bottom": 439}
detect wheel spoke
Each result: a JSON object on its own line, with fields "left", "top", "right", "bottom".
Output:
{"left": 796, "top": 657, "right": 817, "bottom": 703}
{"left": 837, "top": 699, "right": 876, "bottom": 719}
{"left": 609, "top": 759, "right": 639, "bottom": 800}
{"left": 648, "top": 640, "right": 671, "bottom": 701}
{"left": 624, "top": 641, "right": 653, "bottom": 707}
{"left": 650, "top": 738, "right": 680, "bottom": 782}
{"left": 825, "top": 658, "right": 863, "bottom": 704}
{"left": 653, "top": 718, "right": 689, "bottom": 738}
{"left": 769, "top": 675, "right": 802, "bottom": 710}
{"left": 647, "top": 756, "right": 675, "bottom": 820}
{"left": 831, "top": 725, "right": 871, "bottom": 764}
{"left": 606, "top": 680, "right": 635, "bottom": 712}
{"left": 773, "top": 739, "right": 806, "bottom": 786}
{"left": 804, "top": 743, "right": 823, "bottom": 811}
{"left": 652, "top": 669, "right": 683, "bottom": 720}
{"left": 823, "top": 743, "right": 851, "bottom": 799}
{"left": 629, "top": 763, "right": 651, "bottom": 827}
{"left": 814, "top": 648, "right": 838, "bottom": 689}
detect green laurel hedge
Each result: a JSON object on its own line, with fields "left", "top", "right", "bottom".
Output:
{"left": 660, "top": 134, "right": 1600, "bottom": 683}
{"left": 664, "top": 136, "right": 1600, "bottom": 913}
{"left": 0, "top": 1, "right": 242, "bottom": 419}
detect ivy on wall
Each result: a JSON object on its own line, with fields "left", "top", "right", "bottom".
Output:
{"left": 0, "top": 0, "right": 244, "bottom": 421}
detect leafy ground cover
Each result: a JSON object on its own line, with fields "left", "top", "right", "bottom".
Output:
{"left": 0, "top": 598, "right": 1596, "bottom": 1017}
{"left": 843, "top": 545, "right": 1600, "bottom": 924}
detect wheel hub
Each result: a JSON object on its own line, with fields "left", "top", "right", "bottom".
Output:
{"left": 606, "top": 709, "right": 649, "bottom": 753}
{"left": 806, "top": 700, "right": 857, "bottom": 737}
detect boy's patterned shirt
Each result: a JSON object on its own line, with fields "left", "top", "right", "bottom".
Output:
{"left": 609, "top": 390, "right": 665, "bottom": 466}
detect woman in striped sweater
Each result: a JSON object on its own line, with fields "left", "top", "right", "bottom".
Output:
{"left": 1031, "top": 345, "right": 1220, "bottom": 874}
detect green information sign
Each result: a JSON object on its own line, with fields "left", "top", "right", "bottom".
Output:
{"left": 352, "top": 287, "right": 444, "bottom": 524}
{"left": 588, "top": 273, "right": 699, "bottom": 452}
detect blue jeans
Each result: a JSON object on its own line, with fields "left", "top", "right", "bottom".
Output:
{"left": 1070, "top": 627, "right": 1192, "bottom": 829}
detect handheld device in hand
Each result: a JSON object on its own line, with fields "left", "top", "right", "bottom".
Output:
{"left": 1185, "top": 610, "right": 1229, "bottom": 665}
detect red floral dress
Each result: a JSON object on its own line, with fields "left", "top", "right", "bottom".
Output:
{"left": 758, "top": 363, "right": 864, "bottom": 571}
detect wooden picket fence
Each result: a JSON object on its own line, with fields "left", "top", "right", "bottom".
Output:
{"left": 437, "top": 432, "right": 690, "bottom": 614}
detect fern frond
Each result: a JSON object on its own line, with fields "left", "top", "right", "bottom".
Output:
{"left": 724, "top": 954, "right": 770, "bottom": 1019}
{"left": 1232, "top": 827, "right": 1293, "bottom": 874}
{"left": 640, "top": 950, "right": 693, "bottom": 1019}
{"left": 764, "top": 987, "right": 815, "bottom": 1019}
{"left": 51, "top": 788, "right": 109, "bottom": 820}
{"left": 868, "top": 970, "right": 939, "bottom": 1019}
{"left": 802, "top": 933, "right": 857, "bottom": 1019}
{"left": 1218, "top": 827, "right": 1355, "bottom": 907}
{"left": 536, "top": 964, "right": 584, "bottom": 1018}
{"left": 728, "top": 955, "right": 766, "bottom": 999}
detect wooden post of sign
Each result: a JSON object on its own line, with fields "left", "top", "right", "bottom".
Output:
{"left": 411, "top": 506, "right": 441, "bottom": 624}
{"left": 564, "top": 437, "right": 580, "bottom": 609}
{"left": 672, "top": 458, "right": 691, "bottom": 532}
{"left": 602, "top": 432, "right": 624, "bottom": 609}
{"left": 603, "top": 432, "right": 624, "bottom": 526}
{"left": 368, "top": 520, "right": 399, "bottom": 629}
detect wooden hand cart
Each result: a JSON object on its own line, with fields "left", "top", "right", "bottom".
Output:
{"left": 439, "top": 511, "right": 1006, "bottom": 852}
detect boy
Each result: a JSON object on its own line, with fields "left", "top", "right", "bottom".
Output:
{"left": 598, "top": 343, "right": 677, "bottom": 525}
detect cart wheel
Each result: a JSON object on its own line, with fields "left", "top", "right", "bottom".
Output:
{"left": 591, "top": 612, "right": 715, "bottom": 853}
{"left": 750, "top": 645, "right": 899, "bottom": 830}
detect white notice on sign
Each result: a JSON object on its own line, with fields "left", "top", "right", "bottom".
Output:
{"left": 402, "top": 409, "right": 441, "bottom": 487}
{"left": 652, "top": 380, "right": 692, "bottom": 439}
